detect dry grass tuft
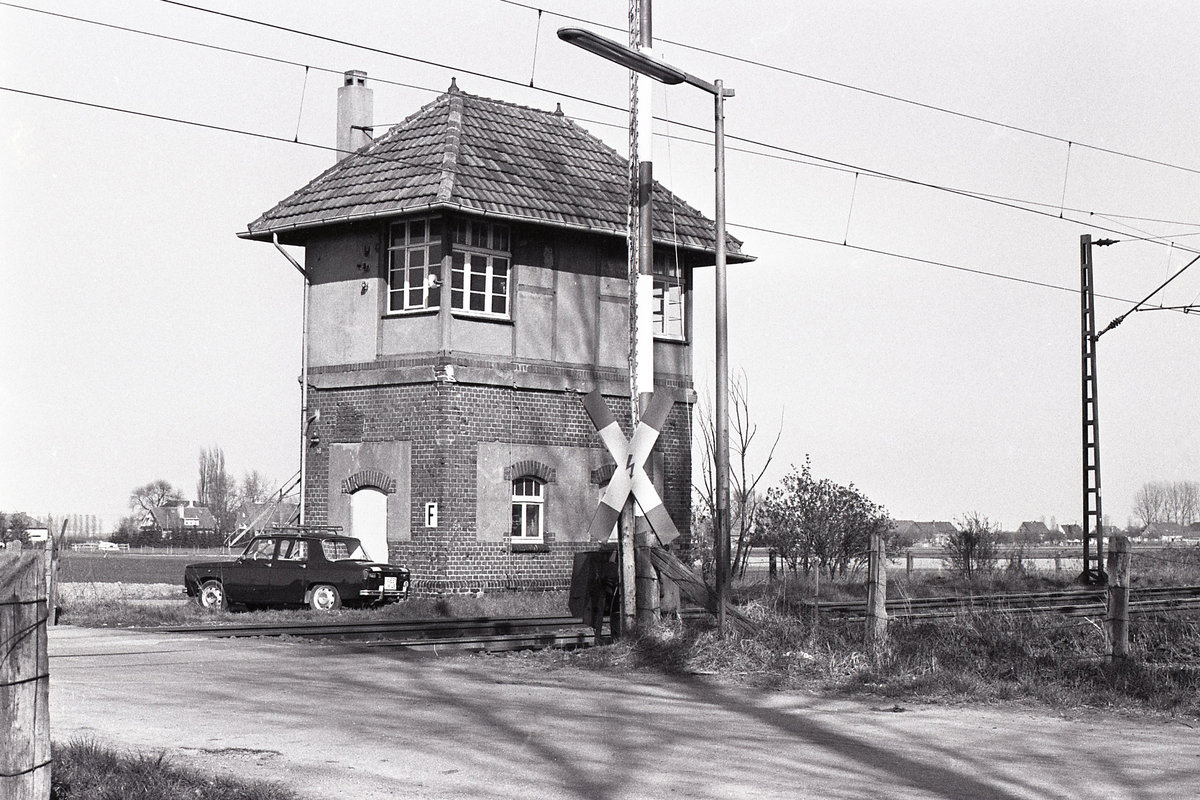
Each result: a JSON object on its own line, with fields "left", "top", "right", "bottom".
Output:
{"left": 51, "top": 738, "right": 298, "bottom": 800}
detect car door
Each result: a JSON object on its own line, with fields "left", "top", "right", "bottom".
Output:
{"left": 223, "top": 537, "right": 277, "bottom": 604}
{"left": 267, "top": 538, "right": 311, "bottom": 604}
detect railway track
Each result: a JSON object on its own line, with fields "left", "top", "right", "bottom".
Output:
{"left": 159, "top": 609, "right": 709, "bottom": 653}
{"left": 158, "top": 586, "right": 1200, "bottom": 652}
{"left": 807, "top": 585, "right": 1200, "bottom": 621}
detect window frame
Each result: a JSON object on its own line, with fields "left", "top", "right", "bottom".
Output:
{"left": 510, "top": 476, "right": 545, "bottom": 542}
{"left": 652, "top": 250, "right": 686, "bottom": 341}
{"left": 387, "top": 216, "right": 443, "bottom": 315}
{"left": 450, "top": 218, "right": 511, "bottom": 320}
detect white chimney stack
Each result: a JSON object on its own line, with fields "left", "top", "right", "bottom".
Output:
{"left": 337, "top": 70, "right": 373, "bottom": 161}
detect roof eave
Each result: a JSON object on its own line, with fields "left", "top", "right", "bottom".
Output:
{"left": 239, "top": 205, "right": 754, "bottom": 262}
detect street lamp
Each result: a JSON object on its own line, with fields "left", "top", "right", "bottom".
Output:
{"left": 558, "top": 27, "right": 736, "bottom": 632}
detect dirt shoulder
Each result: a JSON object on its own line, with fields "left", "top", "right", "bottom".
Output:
{"left": 49, "top": 626, "right": 1199, "bottom": 800}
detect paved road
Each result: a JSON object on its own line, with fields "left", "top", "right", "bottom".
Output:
{"left": 49, "top": 626, "right": 1198, "bottom": 799}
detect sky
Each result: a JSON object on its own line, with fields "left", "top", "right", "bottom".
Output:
{"left": 2, "top": 0, "right": 1198, "bottom": 532}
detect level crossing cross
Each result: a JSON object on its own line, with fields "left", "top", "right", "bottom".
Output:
{"left": 583, "top": 390, "right": 680, "bottom": 545}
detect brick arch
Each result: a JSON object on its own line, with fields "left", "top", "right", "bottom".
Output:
{"left": 504, "top": 460, "right": 556, "bottom": 484}
{"left": 341, "top": 469, "right": 397, "bottom": 494}
{"left": 590, "top": 463, "right": 617, "bottom": 486}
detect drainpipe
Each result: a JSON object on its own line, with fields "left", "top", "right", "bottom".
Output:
{"left": 273, "top": 233, "right": 310, "bottom": 525}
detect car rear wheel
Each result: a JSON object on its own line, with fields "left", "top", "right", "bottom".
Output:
{"left": 309, "top": 584, "right": 341, "bottom": 611}
{"left": 198, "top": 580, "right": 227, "bottom": 611}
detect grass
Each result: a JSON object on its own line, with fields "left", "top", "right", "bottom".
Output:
{"left": 58, "top": 587, "right": 572, "bottom": 628}
{"left": 58, "top": 552, "right": 206, "bottom": 585}
{"left": 51, "top": 739, "right": 298, "bottom": 800}
{"left": 58, "top": 549, "right": 1200, "bottom": 717}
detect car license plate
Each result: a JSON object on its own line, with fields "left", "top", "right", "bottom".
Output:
{"left": 384, "top": 576, "right": 397, "bottom": 591}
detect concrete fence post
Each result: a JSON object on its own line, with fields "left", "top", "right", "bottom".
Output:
{"left": 1106, "top": 535, "right": 1131, "bottom": 662}
{"left": 865, "top": 532, "right": 888, "bottom": 650}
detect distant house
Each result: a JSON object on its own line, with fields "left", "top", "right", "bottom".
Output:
{"left": 142, "top": 502, "right": 217, "bottom": 542}
{"left": 1060, "top": 523, "right": 1083, "bottom": 544}
{"left": 891, "top": 520, "right": 957, "bottom": 547}
{"left": 1141, "top": 521, "right": 1187, "bottom": 542}
{"left": 1013, "top": 521, "right": 1051, "bottom": 544}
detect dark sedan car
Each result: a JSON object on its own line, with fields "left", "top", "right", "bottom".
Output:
{"left": 184, "top": 531, "right": 411, "bottom": 611}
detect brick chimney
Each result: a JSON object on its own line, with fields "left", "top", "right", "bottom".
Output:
{"left": 337, "top": 70, "right": 373, "bottom": 160}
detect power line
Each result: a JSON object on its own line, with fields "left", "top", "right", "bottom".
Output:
{"left": 0, "top": 84, "right": 444, "bottom": 176}
{"left": 730, "top": 220, "right": 1199, "bottom": 317}
{"left": 495, "top": 0, "right": 1200, "bottom": 179}
{"left": 5, "top": 84, "right": 1195, "bottom": 320}
{"left": 11, "top": 1, "right": 1197, "bottom": 250}
{"left": 573, "top": 112, "right": 1200, "bottom": 233}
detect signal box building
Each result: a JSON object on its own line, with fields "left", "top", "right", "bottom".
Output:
{"left": 242, "top": 75, "right": 749, "bottom": 594}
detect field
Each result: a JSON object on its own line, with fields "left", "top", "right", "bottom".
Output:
{"left": 58, "top": 551, "right": 218, "bottom": 585}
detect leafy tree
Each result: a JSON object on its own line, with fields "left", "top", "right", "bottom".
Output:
{"left": 757, "top": 458, "right": 890, "bottom": 579}
{"left": 129, "top": 480, "right": 183, "bottom": 521}
{"left": 946, "top": 512, "right": 1000, "bottom": 579}
{"left": 1, "top": 511, "right": 37, "bottom": 544}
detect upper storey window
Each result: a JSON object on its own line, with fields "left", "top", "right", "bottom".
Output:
{"left": 451, "top": 219, "right": 510, "bottom": 319}
{"left": 387, "top": 217, "right": 443, "bottom": 313}
{"left": 652, "top": 251, "right": 685, "bottom": 340}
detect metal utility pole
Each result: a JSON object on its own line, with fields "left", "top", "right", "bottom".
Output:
{"left": 713, "top": 78, "right": 731, "bottom": 634}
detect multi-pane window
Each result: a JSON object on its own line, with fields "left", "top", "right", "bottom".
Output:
{"left": 451, "top": 219, "right": 510, "bottom": 318}
{"left": 387, "top": 217, "right": 443, "bottom": 313}
{"left": 652, "top": 251, "right": 685, "bottom": 339}
{"left": 510, "top": 477, "right": 544, "bottom": 541}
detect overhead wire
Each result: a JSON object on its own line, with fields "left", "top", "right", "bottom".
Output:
{"left": 6, "top": 7, "right": 1200, "bottom": 308}
{"left": 494, "top": 0, "right": 1200, "bottom": 179}
{"left": 11, "top": 81, "right": 1188, "bottom": 316}
{"left": 727, "top": 220, "right": 1199, "bottom": 318}
{"left": 7, "top": 1, "right": 1198, "bottom": 248}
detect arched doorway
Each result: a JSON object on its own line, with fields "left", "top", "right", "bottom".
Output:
{"left": 349, "top": 487, "right": 389, "bottom": 563}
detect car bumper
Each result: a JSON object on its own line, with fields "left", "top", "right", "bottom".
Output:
{"left": 359, "top": 588, "right": 409, "bottom": 603}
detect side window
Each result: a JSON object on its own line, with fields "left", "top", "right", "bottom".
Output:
{"left": 510, "top": 477, "right": 545, "bottom": 542}
{"left": 244, "top": 538, "right": 276, "bottom": 560}
{"left": 387, "top": 217, "right": 443, "bottom": 313}
{"left": 450, "top": 218, "right": 510, "bottom": 318}
{"left": 278, "top": 540, "right": 308, "bottom": 562}
{"left": 652, "top": 251, "right": 685, "bottom": 340}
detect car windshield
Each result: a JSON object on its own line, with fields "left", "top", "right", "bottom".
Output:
{"left": 321, "top": 538, "right": 369, "bottom": 561}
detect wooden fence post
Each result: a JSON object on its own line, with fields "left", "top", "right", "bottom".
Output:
{"left": 1106, "top": 535, "right": 1131, "bottom": 662}
{"left": 905, "top": 550, "right": 913, "bottom": 577}
{"left": 1, "top": 551, "right": 52, "bottom": 799}
{"left": 865, "top": 532, "right": 888, "bottom": 650}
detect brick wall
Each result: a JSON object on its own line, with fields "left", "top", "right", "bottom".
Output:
{"left": 305, "top": 381, "right": 692, "bottom": 594}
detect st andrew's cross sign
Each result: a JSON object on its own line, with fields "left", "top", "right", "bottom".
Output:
{"left": 583, "top": 390, "right": 680, "bottom": 545}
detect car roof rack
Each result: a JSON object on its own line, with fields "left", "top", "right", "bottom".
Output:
{"left": 263, "top": 525, "right": 346, "bottom": 536}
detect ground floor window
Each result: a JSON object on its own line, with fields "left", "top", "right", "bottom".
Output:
{"left": 511, "top": 477, "right": 545, "bottom": 541}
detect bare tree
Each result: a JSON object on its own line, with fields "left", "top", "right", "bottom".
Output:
{"left": 946, "top": 512, "right": 1000, "bottom": 580}
{"left": 197, "top": 446, "right": 236, "bottom": 536}
{"left": 1134, "top": 480, "right": 1200, "bottom": 526}
{"left": 128, "top": 479, "right": 183, "bottom": 521}
{"left": 1166, "top": 480, "right": 1200, "bottom": 526}
{"left": 694, "top": 371, "right": 783, "bottom": 576}
{"left": 1133, "top": 481, "right": 1168, "bottom": 527}
{"left": 238, "top": 470, "right": 275, "bottom": 506}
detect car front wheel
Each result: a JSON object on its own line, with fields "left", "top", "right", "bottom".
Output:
{"left": 309, "top": 584, "right": 342, "bottom": 611}
{"left": 198, "top": 580, "right": 227, "bottom": 611}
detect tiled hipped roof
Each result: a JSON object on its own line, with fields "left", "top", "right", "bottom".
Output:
{"left": 242, "top": 83, "right": 749, "bottom": 261}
